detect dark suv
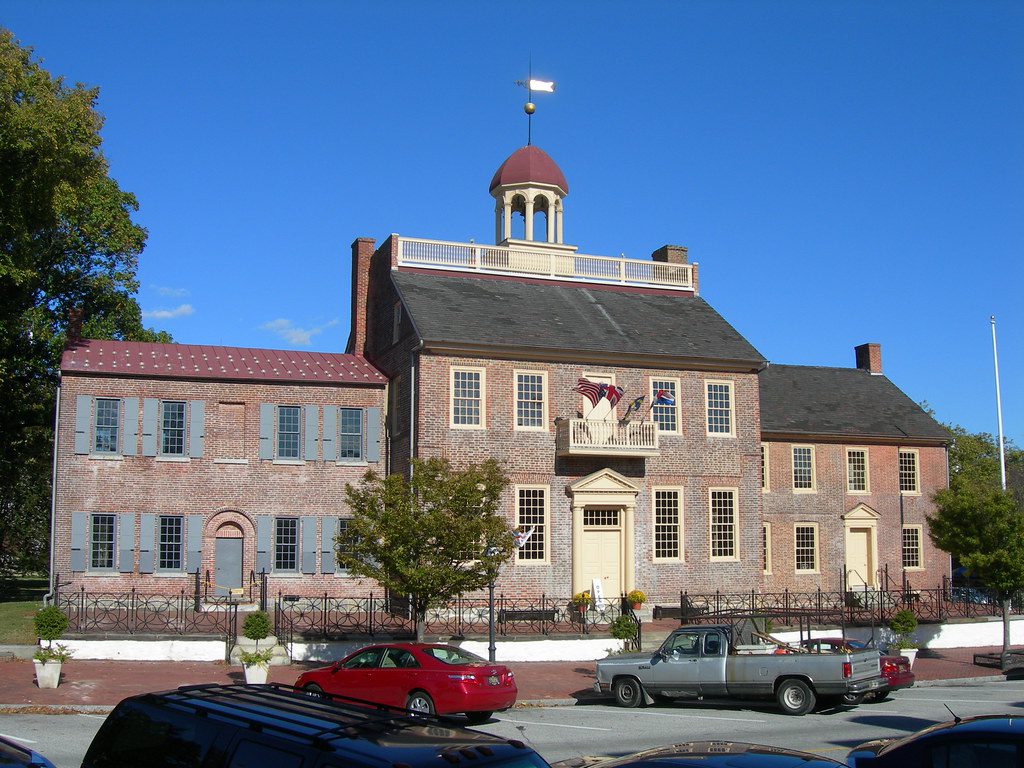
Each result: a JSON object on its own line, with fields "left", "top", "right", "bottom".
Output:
{"left": 81, "top": 683, "right": 549, "bottom": 768}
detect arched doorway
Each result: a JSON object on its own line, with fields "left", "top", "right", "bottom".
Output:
{"left": 213, "top": 521, "right": 245, "bottom": 597}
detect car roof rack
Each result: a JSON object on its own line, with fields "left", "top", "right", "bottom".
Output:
{"left": 135, "top": 683, "right": 527, "bottom": 762}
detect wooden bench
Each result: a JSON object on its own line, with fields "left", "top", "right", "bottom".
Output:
{"left": 498, "top": 608, "right": 557, "bottom": 623}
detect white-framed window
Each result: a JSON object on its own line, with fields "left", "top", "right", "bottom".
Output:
{"left": 763, "top": 523, "right": 772, "bottom": 574}
{"left": 761, "top": 443, "right": 770, "bottom": 491}
{"left": 157, "top": 515, "right": 184, "bottom": 571}
{"left": 338, "top": 407, "right": 364, "bottom": 461}
{"left": 516, "top": 486, "right": 548, "bottom": 563}
{"left": 792, "top": 445, "right": 816, "bottom": 492}
{"left": 451, "top": 367, "right": 485, "bottom": 428}
{"left": 653, "top": 488, "right": 683, "bottom": 561}
{"left": 159, "top": 400, "right": 186, "bottom": 456}
{"left": 903, "top": 525, "right": 923, "bottom": 570}
{"left": 846, "top": 448, "right": 869, "bottom": 493}
{"left": 794, "top": 523, "right": 819, "bottom": 573}
{"left": 705, "top": 380, "right": 735, "bottom": 436}
{"left": 388, "top": 373, "right": 403, "bottom": 434}
{"left": 899, "top": 449, "right": 920, "bottom": 494}
{"left": 277, "top": 405, "right": 301, "bottom": 459}
{"left": 650, "top": 378, "right": 679, "bottom": 434}
{"left": 709, "top": 488, "right": 738, "bottom": 561}
{"left": 89, "top": 513, "right": 116, "bottom": 570}
{"left": 93, "top": 398, "right": 121, "bottom": 454}
{"left": 514, "top": 370, "right": 547, "bottom": 431}
{"left": 274, "top": 517, "right": 299, "bottom": 572}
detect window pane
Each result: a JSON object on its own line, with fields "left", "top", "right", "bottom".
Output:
{"left": 453, "top": 370, "right": 482, "bottom": 425}
{"left": 274, "top": 518, "right": 298, "bottom": 571}
{"left": 516, "top": 373, "right": 544, "bottom": 428}
{"left": 339, "top": 408, "right": 363, "bottom": 459}
{"left": 337, "top": 518, "right": 352, "bottom": 572}
{"left": 652, "top": 380, "right": 677, "bottom": 432}
{"left": 793, "top": 447, "right": 814, "bottom": 489}
{"left": 760, "top": 445, "right": 767, "bottom": 489}
{"left": 903, "top": 527, "right": 921, "bottom": 569}
{"left": 94, "top": 398, "right": 120, "bottom": 453}
{"left": 277, "top": 406, "right": 300, "bottom": 458}
{"left": 158, "top": 515, "right": 184, "bottom": 570}
{"left": 707, "top": 383, "right": 732, "bottom": 434}
{"left": 763, "top": 524, "right": 771, "bottom": 573}
{"left": 91, "top": 514, "right": 115, "bottom": 569}
{"left": 847, "top": 449, "right": 867, "bottom": 492}
{"left": 160, "top": 401, "right": 186, "bottom": 455}
{"left": 796, "top": 525, "right": 817, "bottom": 571}
{"left": 899, "top": 450, "right": 918, "bottom": 492}
{"left": 710, "top": 490, "right": 735, "bottom": 558}
{"left": 654, "top": 491, "right": 680, "bottom": 559}
{"left": 517, "top": 489, "right": 545, "bottom": 561}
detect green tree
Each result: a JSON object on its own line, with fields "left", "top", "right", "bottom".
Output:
{"left": 0, "top": 30, "right": 169, "bottom": 580}
{"left": 339, "top": 458, "right": 513, "bottom": 641}
{"left": 927, "top": 422, "right": 1024, "bottom": 663}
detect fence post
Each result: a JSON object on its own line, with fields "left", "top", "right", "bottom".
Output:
{"left": 194, "top": 570, "right": 201, "bottom": 612}
{"left": 129, "top": 586, "right": 137, "bottom": 635}
{"left": 368, "top": 593, "right": 374, "bottom": 637}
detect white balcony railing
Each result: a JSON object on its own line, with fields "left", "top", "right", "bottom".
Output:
{"left": 555, "top": 418, "right": 660, "bottom": 458}
{"left": 396, "top": 236, "right": 694, "bottom": 291}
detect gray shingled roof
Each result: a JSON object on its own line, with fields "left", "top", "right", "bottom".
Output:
{"left": 759, "top": 364, "right": 948, "bottom": 442}
{"left": 392, "top": 271, "right": 765, "bottom": 367}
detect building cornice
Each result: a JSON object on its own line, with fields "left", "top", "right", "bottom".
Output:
{"left": 760, "top": 431, "right": 949, "bottom": 447}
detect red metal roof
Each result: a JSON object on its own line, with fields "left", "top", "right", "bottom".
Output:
{"left": 489, "top": 145, "right": 569, "bottom": 195}
{"left": 60, "top": 340, "right": 386, "bottom": 386}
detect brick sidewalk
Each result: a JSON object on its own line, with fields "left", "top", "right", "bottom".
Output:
{"left": 0, "top": 646, "right": 1003, "bottom": 711}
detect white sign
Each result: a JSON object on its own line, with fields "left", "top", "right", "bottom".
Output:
{"left": 591, "top": 578, "right": 606, "bottom": 608}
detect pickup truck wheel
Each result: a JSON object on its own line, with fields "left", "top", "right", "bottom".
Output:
{"left": 841, "top": 692, "right": 866, "bottom": 706}
{"left": 613, "top": 677, "right": 645, "bottom": 708}
{"left": 776, "top": 679, "right": 816, "bottom": 716}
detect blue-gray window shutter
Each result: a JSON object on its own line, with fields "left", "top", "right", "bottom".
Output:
{"left": 139, "top": 514, "right": 155, "bottom": 573}
{"left": 256, "top": 515, "right": 272, "bottom": 573}
{"left": 366, "top": 407, "right": 381, "bottom": 463}
{"left": 321, "top": 517, "right": 336, "bottom": 574}
{"left": 74, "top": 396, "right": 92, "bottom": 454}
{"left": 122, "top": 398, "right": 139, "bottom": 456}
{"left": 303, "top": 405, "right": 318, "bottom": 461}
{"left": 71, "top": 512, "right": 87, "bottom": 571}
{"left": 301, "top": 516, "right": 316, "bottom": 574}
{"left": 259, "top": 404, "right": 274, "bottom": 460}
{"left": 186, "top": 515, "right": 202, "bottom": 573}
{"left": 118, "top": 513, "right": 134, "bottom": 573}
{"left": 188, "top": 400, "right": 205, "bottom": 458}
{"left": 142, "top": 398, "right": 158, "bottom": 456}
{"left": 322, "top": 406, "right": 337, "bottom": 462}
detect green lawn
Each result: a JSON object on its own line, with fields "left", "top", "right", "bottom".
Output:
{"left": 0, "top": 575, "right": 49, "bottom": 645}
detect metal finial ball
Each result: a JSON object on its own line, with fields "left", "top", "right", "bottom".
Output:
{"left": 524, "top": 102, "right": 536, "bottom": 115}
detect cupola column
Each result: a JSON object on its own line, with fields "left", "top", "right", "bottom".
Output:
{"left": 556, "top": 204, "right": 564, "bottom": 244}
{"left": 546, "top": 204, "right": 555, "bottom": 243}
{"left": 503, "top": 199, "right": 513, "bottom": 242}
{"left": 524, "top": 197, "right": 535, "bottom": 241}
{"left": 494, "top": 204, "right": 502, "bottom": 244}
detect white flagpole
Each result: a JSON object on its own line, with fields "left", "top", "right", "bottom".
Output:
{"left": 991, "top": 315, "right": 1007, "bottom": 491}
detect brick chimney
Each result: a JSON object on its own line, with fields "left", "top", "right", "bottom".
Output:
{"left": 855, "top": 343, "right": 882, "bottom": 374}
{"left": 347, "top": 238, "right": 376, "bottom": 356}
{"left": 67, "top": 307, "right": 83, "bottom": 343}
{"left": 651, "top": 244, "right": 689, "bottom": 264}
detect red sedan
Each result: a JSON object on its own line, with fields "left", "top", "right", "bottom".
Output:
{"left": 294, "top": 642, "right": 517, "bottom": 724}
{"left": 801, "top": 638, "right": 915, "bottom": 702}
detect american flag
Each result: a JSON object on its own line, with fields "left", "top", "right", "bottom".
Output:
{"left": 573, "top": 378, "right": 604, "bottom": 407}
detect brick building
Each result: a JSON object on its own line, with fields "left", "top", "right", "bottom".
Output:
{"left": 52, "top": 143, "right": 949, "bottom": 601}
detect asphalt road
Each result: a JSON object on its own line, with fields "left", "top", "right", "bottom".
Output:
{"left": 2, "top": 679, "right": 1022, "bottom": 768}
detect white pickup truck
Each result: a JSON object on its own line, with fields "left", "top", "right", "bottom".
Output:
{"left": 594, "top": 624, "right": 887, "bottom": 715}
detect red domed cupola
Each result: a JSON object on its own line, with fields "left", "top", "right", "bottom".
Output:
{"left": 489, "top": 145, "right": 569, "bottom": 246}
{"left": 489, "top": 146, "right": 569, "bottom": 196}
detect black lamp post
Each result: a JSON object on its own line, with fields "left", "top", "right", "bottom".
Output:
{"left": 484, "top": 545, "right": 500, "bottom": 662}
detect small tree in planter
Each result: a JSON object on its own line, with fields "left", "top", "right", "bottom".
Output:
{"left": 888, "top": 609, "right": 919, "bottom": 666}
{"left": 610, "top": 615, "right": 638, "bottom": 641}
{"left": 571, "top": 591, "right": 592, "bottom": 613}
{"left": 33, "top": 606, "right": 71, "bottom": 689}
{"left": 626, "top": 590, "right": 647, "bottom": 610}
{"left": 239, "top": 611, "right": 273, "bottom": 684}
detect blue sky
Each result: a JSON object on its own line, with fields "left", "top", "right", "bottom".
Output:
{"left": 5, "top": 2, "right": 1022, "bottom": 444}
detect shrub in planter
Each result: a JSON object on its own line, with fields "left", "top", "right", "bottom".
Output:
{"left": 240, "top": 610, "right": 273, "bottom": 684}
{"left": 33, "top": 605, "right": 71, "bottom": 689}
{"left": 610, "top": 615, "right": 638, "bottom": 640}
{"left": 34, "top": 606, "right": 68, "bottom": 646}
{"left": 888, "top": 609, "right": 919, "bottom": 650}
{"left": 242, "top": 611, "right": 271, "bottom": 644}
{"left": 625, "top": 590, "right": 647, "bottom": 608}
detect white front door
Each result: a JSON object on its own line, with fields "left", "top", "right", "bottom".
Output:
{"left": 845, "top": 527, "right": 874, "bottom": 587}
{"left": 580, "top": 507, "right": 622, "bottom": 600}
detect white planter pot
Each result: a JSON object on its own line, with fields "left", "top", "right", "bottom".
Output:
{"left": 900, "top": 648, "right": 918, "bottom": 668}
{"left": 243, "top": 664, "right": 269, "bottom": 685}
{"left": 34, "top": 660, "right": 62, "bottom": 689}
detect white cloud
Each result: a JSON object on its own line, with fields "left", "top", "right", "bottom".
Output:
{"left": 152, "top": 285, "right": 190, "bottom": 298}
{"left": 143, "top": 304, "right": 195, "bottom": 320}
{"left": 261, "top": 318, "right": 340, "bottom": 346}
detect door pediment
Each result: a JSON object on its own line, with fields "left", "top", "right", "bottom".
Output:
{"left": 568, "top": 468, "right": 640, "bottom": 508}
{"left": 841, "top": 504, "right": 880, "bottom": 523}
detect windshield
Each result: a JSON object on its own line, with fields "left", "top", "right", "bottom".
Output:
{"left": 423, "top": 646, "right": 487, "bottom": 665}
